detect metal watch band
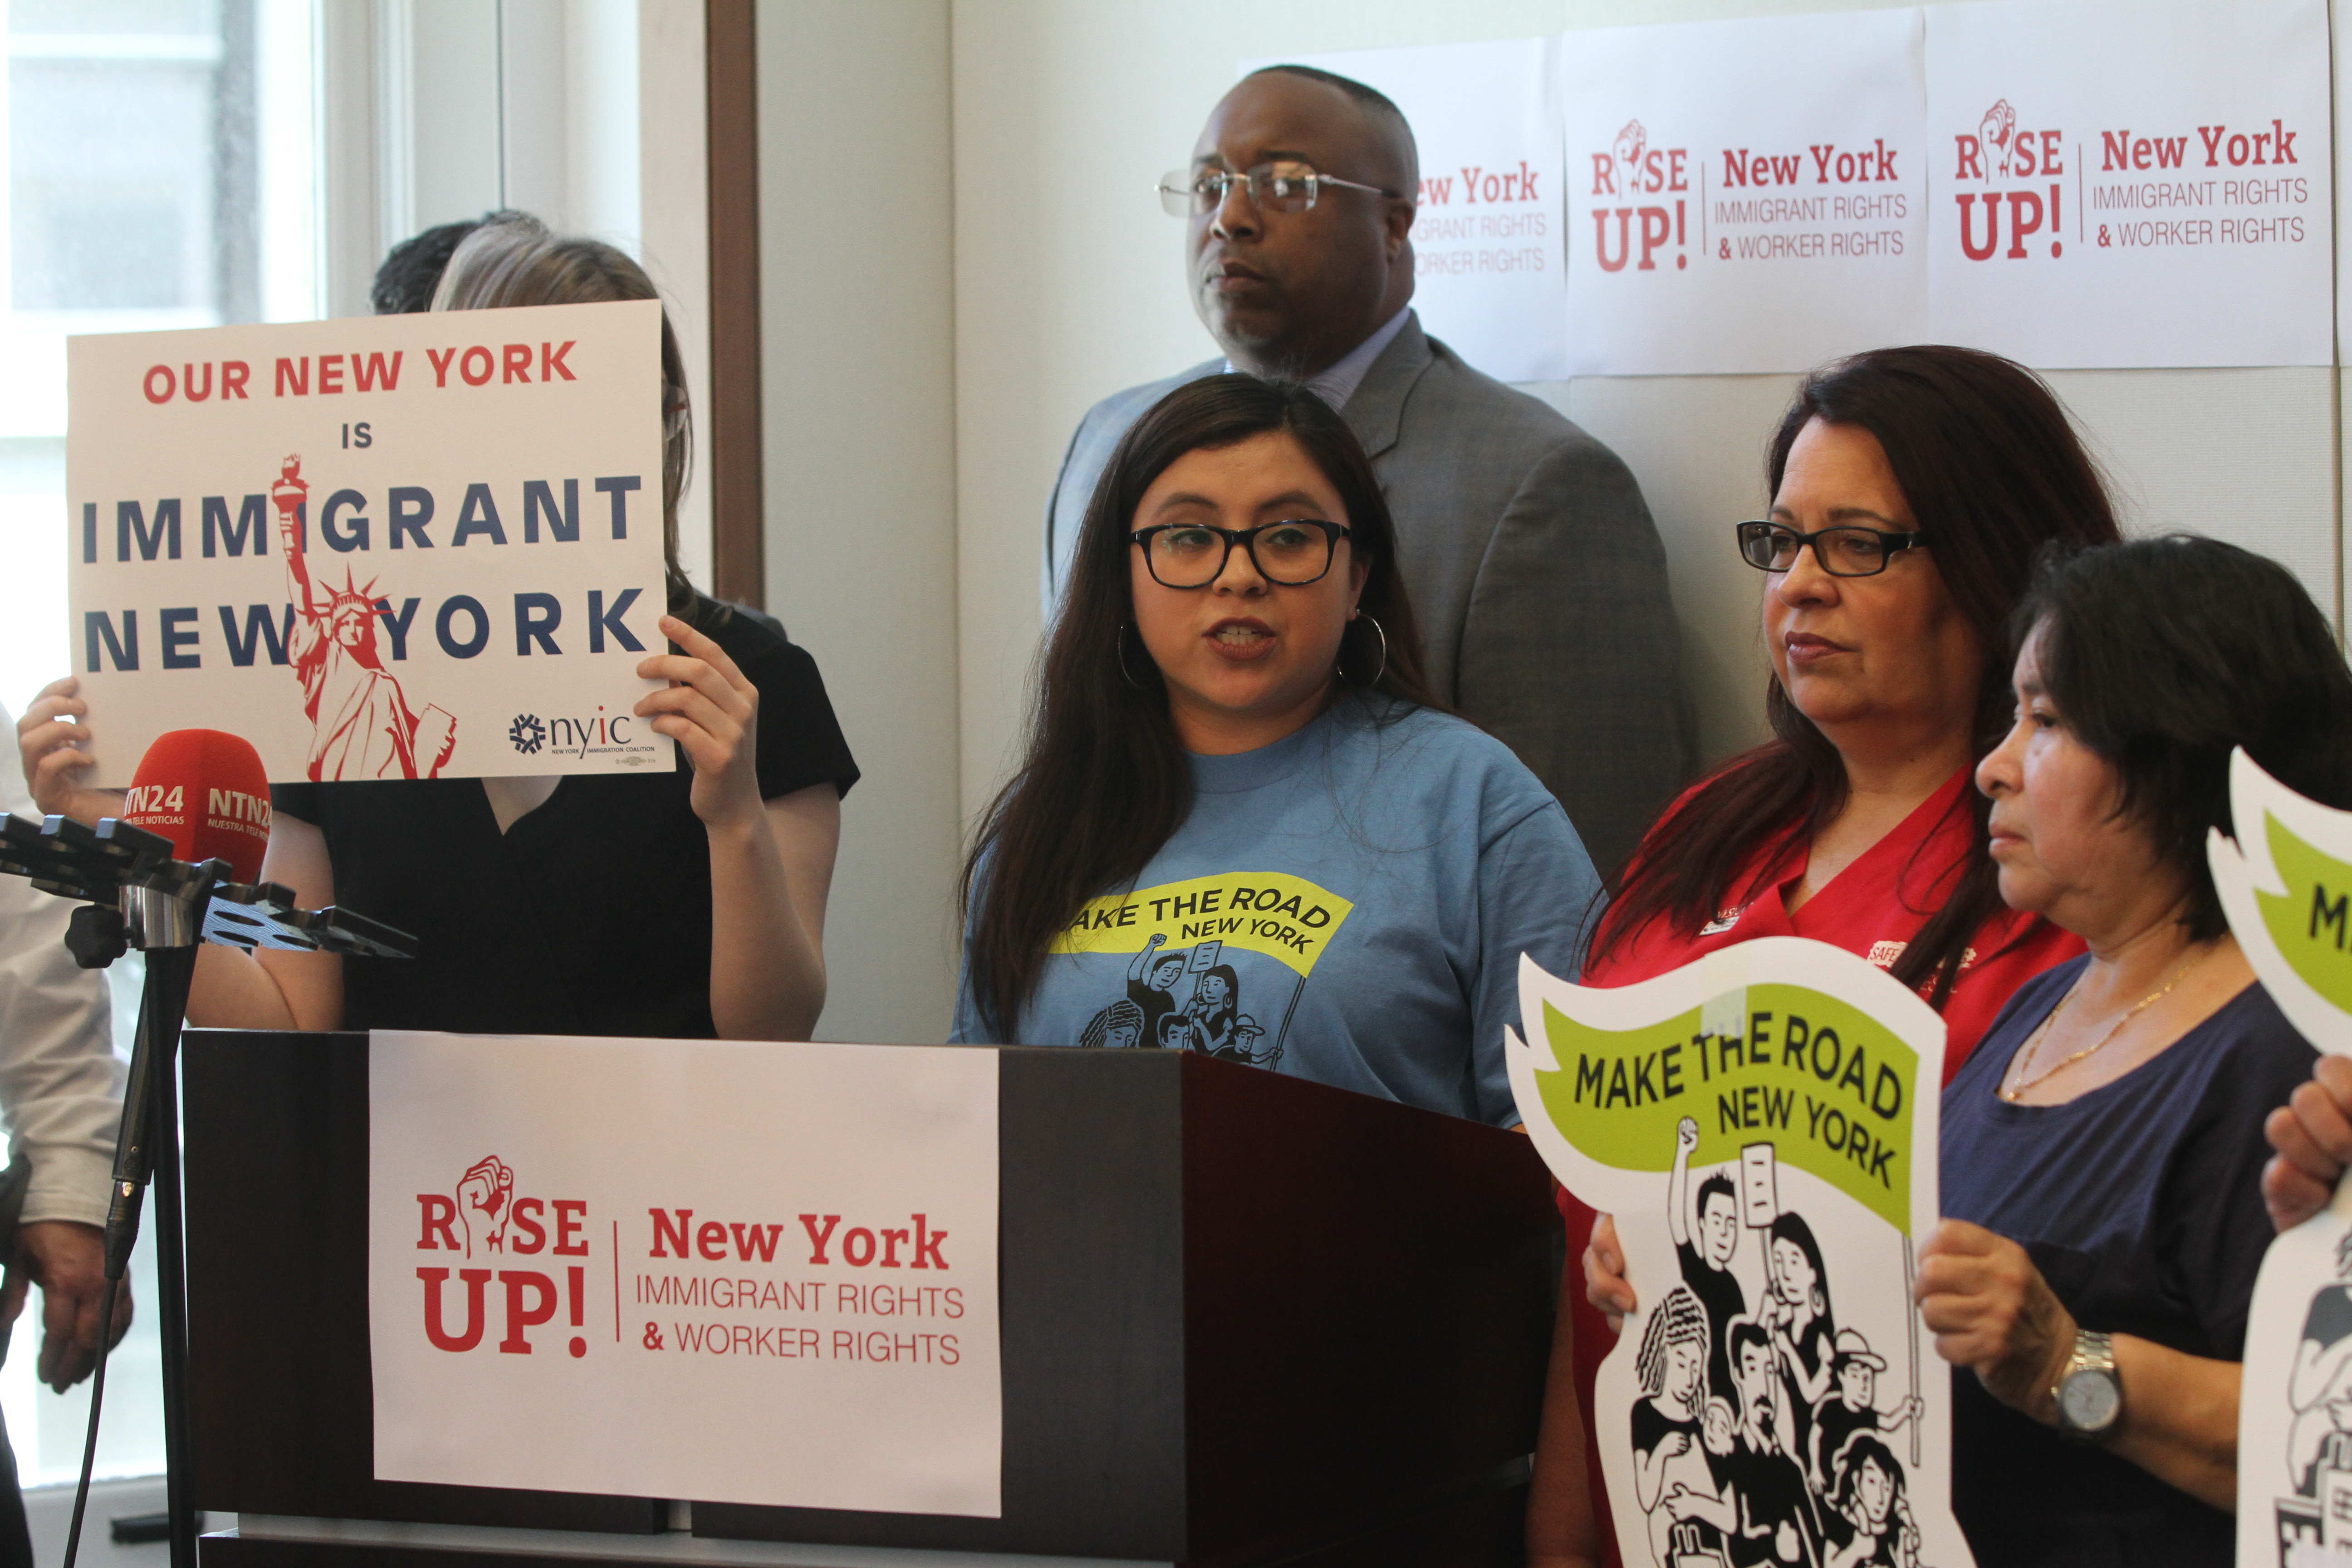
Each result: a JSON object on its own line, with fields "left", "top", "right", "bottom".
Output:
{"left": 2052, "top": 1328, "right": 2121, "bottom": 1440}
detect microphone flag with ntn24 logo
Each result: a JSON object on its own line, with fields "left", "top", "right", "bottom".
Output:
{"left": 67, "top": 299, "right": 672, "bottom": 784}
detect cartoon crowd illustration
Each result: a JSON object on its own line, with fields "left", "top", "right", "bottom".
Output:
{"left": 1078, "top": 932, "right": 1284, "bottom": 1066}
{"left": 2272, "top": 1228, "right": 2352, "bottom": 1560}
{"left": 1630, "top": 1117, "right": 1925, "bottom": 1568}
{"left": 274, "top": 454, "right": 458, "bottom": 781}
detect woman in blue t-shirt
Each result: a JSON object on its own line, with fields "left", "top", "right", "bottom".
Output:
{"left": 951, "top": 375, "right": 1599, "bottom": 1125}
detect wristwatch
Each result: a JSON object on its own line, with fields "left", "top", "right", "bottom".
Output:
{"left": 2051, "top": 1328, "right": 2122, "bottom": 1441}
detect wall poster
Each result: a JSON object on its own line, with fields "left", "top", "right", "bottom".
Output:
{"left": 1925, "top": 0, "right": 2332, "bottom": 368}
{"left": 1560, "top": 9, "right": 1930, "bottom": 376}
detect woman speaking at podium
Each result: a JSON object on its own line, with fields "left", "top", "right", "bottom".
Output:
{"left": 951, "top": 374, "right": 1599, "bottom": 1126}
{"left": 18, "top": 219, "right": 858, "bottom": 1043}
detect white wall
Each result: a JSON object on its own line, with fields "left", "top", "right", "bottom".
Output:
{"left": 756, "top": 4, "right": 962, "bottom": 1044}
{"left": 750, "top": 0, "right": 2344, "bottom": 1041}
{"left": 947, "top": 0, "right": 2349, "bottom": 798}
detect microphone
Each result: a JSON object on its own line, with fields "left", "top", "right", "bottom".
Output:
{"left": 0, "top": 729, "right": 414, "bottom": 1568}
{"left": 120, "top": 729, "right": 270, "bottom": 886}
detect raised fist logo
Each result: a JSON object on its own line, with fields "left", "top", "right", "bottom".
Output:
{"left": 1980, "top": 99, "right": 2017, "bottom": 177}
{"left": 457, "top": 1156, "right": 514, "bottom": 1258}
{"left": 1613, "top": 119, "right": 1648, "bottom": 183}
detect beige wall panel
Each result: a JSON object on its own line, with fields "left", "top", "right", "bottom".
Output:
{"left": 760, "top": 1, "right": 962, "bottom": 1042}
{"left": 2045, "top": 368, "right": 2339, "bottom": 625}
{"left": 1546, "top": 375, "right": 1798, "bottom": 766}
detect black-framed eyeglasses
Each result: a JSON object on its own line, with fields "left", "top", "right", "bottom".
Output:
{"left": 1130, "top": 519, "right": 1353, "bottom": 589}
{"left": 1158, "top": 161, "right": 1397, "bottom": 218}
{"left": 1735, "top": 520, "right": 1926, "bottom": 578}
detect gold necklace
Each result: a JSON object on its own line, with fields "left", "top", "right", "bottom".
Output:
{"left": 1999, "top": 949, "right": 2206, "bottom": 1102}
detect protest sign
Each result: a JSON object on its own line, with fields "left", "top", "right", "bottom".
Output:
{"left": 1561, "top": 9, "right": 1930, "bottom": 376}
{"left": 1243, "top": 37, "right": 1568, "bottom": 383}
{"left": 1924, "top": 0, "right": 2332, "bottom": 368}
{"left": 1509, "top": 939, "right": 1973, "bottom": 1568}
{"left": 67, "top": 299, "right": 671, "bottom": 784}
{"left": 2213, "top": 752, "right": 2352, "bottom": 1563}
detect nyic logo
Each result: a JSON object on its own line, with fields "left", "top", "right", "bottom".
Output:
{"left": 1952, "top": 99, "right": 2066, "bottom": 260}
{"left": 508, "top": 714, "right": 547, "bottom": 755}
{"left": 1588, "top": 119, "right": 1690, "bottom": 273}
{"left": 416, "top": 1156, "right": 593, "bottom": 1358}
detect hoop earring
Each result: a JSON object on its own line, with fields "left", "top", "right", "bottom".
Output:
{"left": 1342, "top": 613, "right": 1389, "bottom": 688}
{"left": 1117, "top": 623, "right": 1156, "bottom": 691}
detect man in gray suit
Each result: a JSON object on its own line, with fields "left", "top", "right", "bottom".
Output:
{"left": 1043, "top": 65, "right": 1692, "bottom": 870}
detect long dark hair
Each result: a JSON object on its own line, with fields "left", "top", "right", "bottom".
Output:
{"left": 960, "top": 375, "right": 1443, "bottom": 1038}
{"left": 2018, "top": 536, "right": 2352, "bottom": 941}
{"left": 1596, "top": 346, "right": 2121, "bottom": 1004}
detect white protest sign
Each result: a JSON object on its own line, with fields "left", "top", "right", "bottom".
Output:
{"left": 1561, "top": 9, "right": 1928, "bottom": 377}
{"left": 1244, "top": 38, "right": 1568, "bottom": 383}
{"left": 2211, "top": 752, "right": 2352, "bottom": 1563}
{"left": 369, "top": 1032, "right": 1002, "bottom": 1517}
{"left": 68, "top": 300, "right": 671, "bottom": 784}
{"left": 1509, "top": 940, "right": 1973, "bottom": 1568}
{"left": 1924, "top": 0, "right": 2332, "bottom": 368}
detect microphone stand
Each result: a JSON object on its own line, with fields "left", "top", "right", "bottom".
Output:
{"left": 108, "top": 860, "right": 217, "bottom": 1568}
{"left": 0, "top": 814, "right": 413, "bottom": 1568}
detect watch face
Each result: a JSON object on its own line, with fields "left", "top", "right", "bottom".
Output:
{"left": 2061, "top": 1368, "right": 2121, "bottom": 1431}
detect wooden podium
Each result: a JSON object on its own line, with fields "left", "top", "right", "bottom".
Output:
{"left": 179, "top": 1031, "right": 1558, "bottom": 1567}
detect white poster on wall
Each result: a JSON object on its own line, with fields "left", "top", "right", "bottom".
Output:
{"left": 1925, "top": 0, "right": 2332, "bottom": 368}
{"left": 1560, "top": 9, "right": 1928, "bottom": 377}
{"left": 67, "top": 301, "right": 672, "bottom": 784}
{"left": 369, "top": 1032, "right": 1003, "bottom": 1517}
{"left": 1244, "top": 37, "right": 1568, "bottom": 383}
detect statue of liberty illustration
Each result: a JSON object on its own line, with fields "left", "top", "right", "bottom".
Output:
{"left": 273, "top": 455, "right": 457, "bottom": 781}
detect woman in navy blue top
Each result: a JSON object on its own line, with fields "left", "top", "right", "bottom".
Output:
{"left": 1923, "top": 537, "right": 2352, "bottom": 1566}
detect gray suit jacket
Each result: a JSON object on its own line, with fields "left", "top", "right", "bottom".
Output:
{"left": 1042, "top": 312, "right": 1694, "bottom": 871}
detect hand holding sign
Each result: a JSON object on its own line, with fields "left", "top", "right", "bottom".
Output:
{"left": 15, "top": 677, "right": 123, "bottom": 827}
{"left": 2264, "top": 1056, "right": 2352, "bottom": 1230}
{"left": 1912, "top": 1218, "right": 2075, "bottom": 1423}
{"left": 635, "top": 615, "right": 763, "bottom": 834}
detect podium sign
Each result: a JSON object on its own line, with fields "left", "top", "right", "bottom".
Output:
{"left": 367, "top": 1031, "right": 1003, "bottom": 1518}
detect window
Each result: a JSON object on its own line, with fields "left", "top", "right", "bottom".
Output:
{"left": 0, "top": 0, "right": 316, "bottom": 1487}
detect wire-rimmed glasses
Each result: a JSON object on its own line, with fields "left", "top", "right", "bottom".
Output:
{"left": 1735, "top": 519, "right": 1926, "bottom": 578}
{"left": 1131, "top": 519, "right": 1353, "bottom": 588}
{"left": 1157, "top": 161, "right": 1397, "bottom": 218}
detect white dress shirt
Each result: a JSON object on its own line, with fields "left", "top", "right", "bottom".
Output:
{"left": 0, "top": 702, "right": 122, "bottom": 1229}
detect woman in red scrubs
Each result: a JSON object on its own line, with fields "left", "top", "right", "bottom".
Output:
{"left": 1527, "top": 345, "right": 2119, "bottom": 1568}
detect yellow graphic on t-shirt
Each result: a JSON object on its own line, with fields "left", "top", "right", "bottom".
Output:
{"left": 1051, "top": 871, "right": 1354, "bottom": 980}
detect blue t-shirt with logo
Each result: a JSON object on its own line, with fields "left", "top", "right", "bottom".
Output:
{"left": 951, "top": 696, "right": 1602, "bottom": 1126}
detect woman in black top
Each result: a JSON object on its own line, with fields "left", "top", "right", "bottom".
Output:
{"left": 19, "top": 219, "right": 857, "bottom": 1040}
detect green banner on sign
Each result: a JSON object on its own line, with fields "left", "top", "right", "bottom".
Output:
{"left": 1534, "top": 980, "right": 1918, "bottom": 1235}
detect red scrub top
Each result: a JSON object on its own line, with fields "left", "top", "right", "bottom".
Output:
{"left": 1553, "top": 767, "right": 2082, "bottom": 1567}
